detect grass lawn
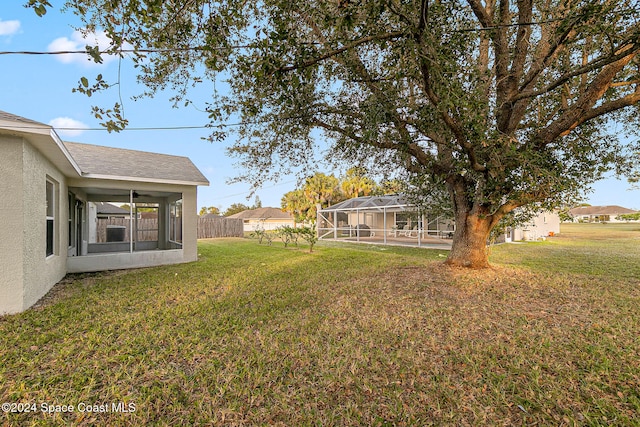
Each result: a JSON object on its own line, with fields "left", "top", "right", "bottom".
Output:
{"left": 1, "top": 223, "right": 639, "bottom": 426}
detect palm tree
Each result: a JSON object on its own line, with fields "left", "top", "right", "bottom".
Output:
{"left": 340, "top": 167, "right": 377, "bottom": 199}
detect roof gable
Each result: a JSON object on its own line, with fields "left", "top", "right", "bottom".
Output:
{"left": 0, "top": 110, "right": 82, "bottom": 177}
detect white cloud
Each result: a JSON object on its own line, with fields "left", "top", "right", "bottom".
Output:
{"left": 0, "top": 19, "right": 20, "bottom": 36}
{"left": 49, "top": 117, "right": 90, "bottom": 138}
{"left": 48, "top": 30, "right": 127, "bottom": 67}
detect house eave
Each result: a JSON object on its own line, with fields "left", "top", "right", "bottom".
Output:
{"left": 0, "top": 122, "right": 82, "bottom": 177}
{"left": 80, "top": 173, "right": 210, "bottom": 187}
{"left": 49, "top": 129, "right": 83, "bottom": 176}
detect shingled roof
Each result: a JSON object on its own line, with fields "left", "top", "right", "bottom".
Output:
{"left": 64, "top": 141, "right": 209, "bottom": 185}
{"left": 569, "top": 205, "right": 637, "bottom": 216}
{"left": 95, "top": 202, "right": 130, "bottom": 215}
{"left": 0, "top": 110, "right": 48, "bottom": 127}
{"left": 228, "top": 207, "right": 293, "bottom": 220}
{"left": 1, "top": 109, "right": 208, "bottom": 186}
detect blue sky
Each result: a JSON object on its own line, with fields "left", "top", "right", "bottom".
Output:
{"left": 1, "top": 3, "right": 639, "bottom": 211}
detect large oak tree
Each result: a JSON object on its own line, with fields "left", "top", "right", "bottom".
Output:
{"left": 30, "top": 0, "right": 640, "bottom": 267}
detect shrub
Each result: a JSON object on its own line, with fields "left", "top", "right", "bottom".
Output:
{"left": 297, "top": 225, "right": 318, "bottom": 253}
{"left": 250, "top": 227, "right": 273, "bottom": 245}
{"left": 276, "top": 225, "right": 299, "bottom": 248}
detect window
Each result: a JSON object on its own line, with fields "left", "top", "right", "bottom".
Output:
{"left": 46, "top": 179, "right": 56, "bottom": 257}
{"left": 68, "top": 193, "right": 75, "bottom": 249}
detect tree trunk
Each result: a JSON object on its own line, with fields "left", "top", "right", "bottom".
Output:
{"left": 445, "top": 210, "right": 494, "bottom": 269}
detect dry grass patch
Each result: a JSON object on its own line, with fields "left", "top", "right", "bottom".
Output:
{"left": 308, "top": 263, "right": 636, "bottom": 425}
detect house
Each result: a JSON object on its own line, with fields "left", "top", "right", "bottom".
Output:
{"left": 317, "top": 195, "right": 560, "bottom": 246}
{"left": 228, "top": 207, "right": 296, "bottom": 232}
{"left": 503, "top": 211, "right": 561, "bottom": 242}
{"left": 317, "top": 195, "right": 455, "bottom": 247}
{"left": 94, "top": 201, "right": 131, "bottom": 218}
{"left": 0, "top": 111, "right": 209, "bottom": 315}
{"left": 568, "top": 205, "right": 638, "bottom": 223}
{"left": 200, "top": 212, "right": 221, "bottom": 219}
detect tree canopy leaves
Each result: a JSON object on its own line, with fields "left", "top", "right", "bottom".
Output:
{"left": 35, "top": 0, "right": 640, "bottom": 266}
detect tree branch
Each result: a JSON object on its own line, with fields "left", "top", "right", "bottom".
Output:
{"left": 510, "top": 0, "right": 533, "bottom": 88}
{"left": 516, "top": 8, "right": 577, "bottom": 96}
{"left": 310, "top": 117, "right": 439, "bottom": 171}
{"left": 466, "top": 0, "right": 492, "bottom": 28}
{"left": 537, "top": 47, "right": 638, "bottom": 145}
{"left": 560, "top": 87, "right": 640, "bottom": 135}
{"left": 386, "top": 0, "right": 414, "bottom": 27}
{"left": 417, "top": 1, "right": 487, "bottom": 173}
{"left": 278, "top": 31, "right": 405, "bottom": 73}
{"left": 489, "top": 200, "right": 521, "bottom": 228}
{"left": 511, "top": 42, "right": 640, "bottom": 103}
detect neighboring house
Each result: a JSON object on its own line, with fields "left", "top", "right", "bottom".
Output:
{"left": 87, "top": 202, "right": 132, "bottom": 245}
{"left": 568, "top": 205, "right": 639, "bottom": 223}
{"left": 0, "top": 110, "right": 209, "bottom": 315}
{"left": 94, "top": 201, "right": 131, "bottom": 218}
{"left": 200, "top": 213, "right": 221, "bottom": 219}
{"left": 228, "top": 207, "right": 296, "bottom": 232}
{"left": 317, "top": 195, "right": 455, "bottom": 247}
{"left": 317, "top": 195, "right": 560, "bottom": 246}
{"left": 503, "top": 211, "right": 561, "bottom": 242}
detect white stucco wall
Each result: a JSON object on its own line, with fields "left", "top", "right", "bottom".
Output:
{"left": 21, "top": 140, "right": 68, "bottom": 311}
{"left": 512, "top": 211, "right": 561, "bottom": 241}
{"left": 1, "top": 135, "right": 202, "bottom": 314}
{"left": 0, "top": 138, "right": 68, "bottom": 315}
{"left": 0, "top": 138, "right": 26, "bottom": 314}
{"left": 242, "top": 218, "right": 296, "bottom": 232}
{"left": 67, "top": 249, "right": 185, "bottom": 273}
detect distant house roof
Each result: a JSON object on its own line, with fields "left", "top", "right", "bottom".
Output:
{"left": 200, "top": 213, "right": 221, "bottom": 219}
{"left": 95, "top": 202, "right": 130, "bottom": 215}
{"left": 569, "top": 205, "right": 637, "bottom": 216}
{"left": 228, "top": 207, "right": 293, "bottom": 220}
{"left": 63, "top": 141, "right": 209, "bottom": 186}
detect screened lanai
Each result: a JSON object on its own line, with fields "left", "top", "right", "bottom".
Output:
{"left": 317, "top": 195, "right": 454, "bottom": 248}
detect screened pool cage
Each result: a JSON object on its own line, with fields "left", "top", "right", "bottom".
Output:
{"left": 317, "top": 195, "right": 455, "bottom": 248}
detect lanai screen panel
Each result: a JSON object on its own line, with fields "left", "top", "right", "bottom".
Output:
{"left": 317, "top": 195, "right": 454, "bottom": 248}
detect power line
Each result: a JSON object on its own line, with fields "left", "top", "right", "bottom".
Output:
{"left": 214, "top": 179, "right": 298, "bottom": 201}
{"left": 5, "top": 123, "right": 245, "bottom": 132}
{"left": 0, "top": 47, "right": 221, "bottom": 56}
{"left": 1, "top": 13, "right": 623, "bottom": 57}
{"left": 8, "top": 114, "right": 312, "bottom": 132}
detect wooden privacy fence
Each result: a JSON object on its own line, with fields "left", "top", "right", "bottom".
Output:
{"left": 97, "top": 217, "right": 244, "bottom": 241}
{"left": 96, "top": 218, "right": 159, "bottom": 242}
{"left": 198, "top": 217, "right": 244, "bottom": 238}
